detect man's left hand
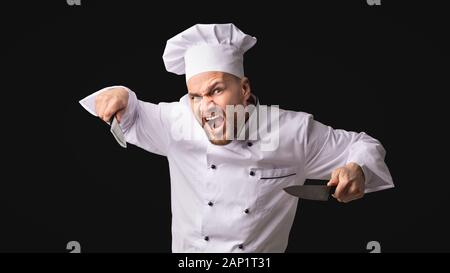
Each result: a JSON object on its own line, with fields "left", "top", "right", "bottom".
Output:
{"left": 327, "top": 162, "right": 365, "bottom": 203}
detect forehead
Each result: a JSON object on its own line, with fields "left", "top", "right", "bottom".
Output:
{"left": 187, "top": 71, "right": 232, "bottom": 92}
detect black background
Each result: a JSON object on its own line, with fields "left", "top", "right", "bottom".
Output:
{"left": 1, "top": 0, "right": 449, "bottom": 252}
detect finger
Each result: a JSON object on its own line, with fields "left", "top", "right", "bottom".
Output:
{"left": 327, "top": 169, "right": 340, "bottom": 186}
{"left": 349, "top": 183, "right": 362, "bottom": 197}
{"left": 342, "top": 194, "right": 359, "bottom": 203}
{"left": 103, "top": 99, "right": 117, "bottom": 123}
{"left": 341, "top": 180, "right": 366, "bottom": 202}
{"left": 97, "top": 98, "right": 109, "bottom": 122}
{"left": 116, "top": 108, "right": 126, "bottom": 123}
{"left": 346, "top": 183, "right": 364, "bottom": 202}
{"left": 95, "top": 95, "right": 107, "bottom": 119}
{"left": 105, "top": 97, "right": 124, "bottom": 123}
{"left": 334, "top": 174, "right": 351, "bottom": 201}
{"left": 333, "top": 184, "right": 347, "bottom": 201}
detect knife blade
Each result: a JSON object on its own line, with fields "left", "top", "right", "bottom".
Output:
{"left": 109, "top": 115, "right": 127, "bottom": 148}
{"left": 283, "top": 185, "right": 336, "bottom": 201}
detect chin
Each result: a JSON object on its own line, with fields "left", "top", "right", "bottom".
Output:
{"left": 208, "top": 139, "right": 232, "bottom": 146}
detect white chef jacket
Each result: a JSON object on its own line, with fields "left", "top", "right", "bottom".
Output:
{"left": 80, "top": 86, "right": 394, "bottom": 253}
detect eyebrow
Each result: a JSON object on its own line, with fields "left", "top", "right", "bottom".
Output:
{"left": 188, "top": 80, "right": 225, "bottom": 96}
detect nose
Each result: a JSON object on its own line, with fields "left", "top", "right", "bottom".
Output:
{"left": 200, "top": 96, "right": 215, "bottom": 115}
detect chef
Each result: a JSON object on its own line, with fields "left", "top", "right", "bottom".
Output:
{"left": 79, "top": 23, "right": 394, "bottom": 252}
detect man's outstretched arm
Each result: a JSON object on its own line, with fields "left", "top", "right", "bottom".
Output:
{"left": 79, "top": 86, "right": 171, "bottom": 156}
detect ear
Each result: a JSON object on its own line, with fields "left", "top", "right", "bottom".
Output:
{"left": 240, "top": 77, "right": 251, "bottom": 105}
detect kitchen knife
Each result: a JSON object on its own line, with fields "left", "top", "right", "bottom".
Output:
{"left": 283, "top": 185, "right": 336, "bottom": 201}
{"left": 109, "top": 115, "right": 127, "bottom": 148}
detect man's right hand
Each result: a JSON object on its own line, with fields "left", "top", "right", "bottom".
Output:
{"left": 95, "top": 87, "right": 129, "bottom": 123}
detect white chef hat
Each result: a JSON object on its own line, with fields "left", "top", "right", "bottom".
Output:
{"left": 162, "top": 23, "right": 257, "bottom": 81}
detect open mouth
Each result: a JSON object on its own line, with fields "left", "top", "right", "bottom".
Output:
{"left": 202, "top": 114, "right": 225, "bottom": 132}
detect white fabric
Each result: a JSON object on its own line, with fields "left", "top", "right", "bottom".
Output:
{"left": 162, "top": 23, "right": 257, "bottom": 81}
{"left": 79, "top": 86, "right": 394, "bottom": 253}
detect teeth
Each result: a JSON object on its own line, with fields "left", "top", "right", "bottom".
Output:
{"left": 205, "top": 116, "right": 219, "bottom": 121}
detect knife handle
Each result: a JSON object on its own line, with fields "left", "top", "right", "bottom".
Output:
{"left": 329, "top": 186, "right": 337, "bottom": 196}
{"left": 108, "top": 114, "right": 117, "bottom": 126}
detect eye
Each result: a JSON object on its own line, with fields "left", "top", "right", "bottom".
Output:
{"left": 213, "top": 89, "right": 223, "bottom": 95}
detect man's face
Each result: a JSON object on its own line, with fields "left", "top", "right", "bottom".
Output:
{"left": 187, "top": 71, "right": 251, "bottom": 145}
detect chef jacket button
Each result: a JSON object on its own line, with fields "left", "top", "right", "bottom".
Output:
{"left": 204, "top": 236, "right": 209, "bottom": 241}
{"left": 249, "top": 171, "right": 255, "bottom": 176}
{"left": 211, "top": 164, "right": 216, "bottom": 170}
{"left": 208, "top": 201, "right": 214, "bottom": 206}
{"left": 244, "top": 208, "right": 249, "bottom": 214}
{"left": 247, "top": 142, "right": 253, "bottom": 147}
{"left": 238, "top": 244, "right": 244, "bottom": 249}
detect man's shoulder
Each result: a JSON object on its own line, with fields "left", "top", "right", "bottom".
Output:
{"left": 273, "top": 106, "right": 313, "bottom": 124}
{"left": 256, "top": 105, "right": 314, "bottom": 139}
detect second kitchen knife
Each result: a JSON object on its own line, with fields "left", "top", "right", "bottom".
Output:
{"left": 109, "top": 115, "right": 127, "bottom": 148}
{"left": 283, "top": 185, "right": 336, "bottom": 201}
